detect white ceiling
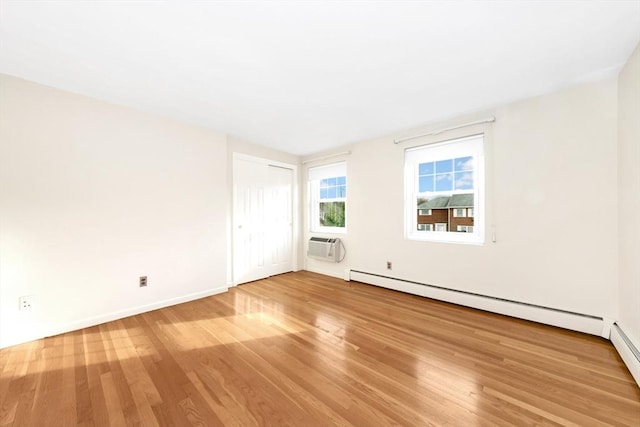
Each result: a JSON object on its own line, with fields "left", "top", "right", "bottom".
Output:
{"left": 1, "top": 1, "right": 639, "bottom": 156}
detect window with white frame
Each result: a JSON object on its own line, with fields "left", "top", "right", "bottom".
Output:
{"left": 309, "top": 162, "right": 346, "bottom": 232}
{"left": 405, "top": 134, "right": 484, "bottom": 244}
{"left": 417, "top": 224, "right": 432, "bottom": 231}
{"left": 453, "top": 208, "right": 466, "bottom": 217}
{"left": 418, "top": 209, "right": 432, "bottom": 216}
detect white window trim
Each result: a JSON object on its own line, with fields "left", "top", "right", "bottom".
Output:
{"left": 418, "top": 209, "right": 432, "bottom": 216}
{"left": 309, "top": 162, "right": 347, "bottom": 234}
{"left": 453, "top": 208, "right": 467, "bottom": 218}
{"left": 404, "top": 134, "right": 484, "bottom": 245}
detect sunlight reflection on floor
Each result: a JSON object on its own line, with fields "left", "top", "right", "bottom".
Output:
{"left": 161, "top": 313, "right": 311, "bottom": 350}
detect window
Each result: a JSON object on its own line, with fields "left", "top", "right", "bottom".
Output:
{"left": 417, "top": 224, "right": 432, "bottom": 231}
{"left": 435, "top": 223, "right": 448, "bottom": 232}
{"left": 405, "top": 134, "right": 484, "bottom": 244}
{"left": 453, "top": 208, "right": 466, "bottom": 217}
{"left": 418, "top": 209, "right": 432, "bottom": 216}
{"left": 309, "top": 162, "right": 346, "bottom": 232}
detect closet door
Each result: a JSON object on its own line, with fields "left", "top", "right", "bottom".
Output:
{"left": 233, "top": 155, "right": 294, "bottom": 285}
{"left": 266, "top": 165, "right": 293, "bottom": 276}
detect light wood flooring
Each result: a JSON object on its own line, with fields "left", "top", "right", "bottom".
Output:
{"left": 1, "top": 271, "right": 639, "bottom": 426}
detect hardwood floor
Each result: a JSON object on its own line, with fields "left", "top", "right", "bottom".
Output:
{"left": 1, "top": 271, "right": 638, "bottom": 426}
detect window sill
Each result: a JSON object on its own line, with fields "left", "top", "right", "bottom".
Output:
{"left": 311, "top": 227, "right": 347, "bottom": 235}
{"left": 407, "top": 233, "right": 484, "bottom": 245}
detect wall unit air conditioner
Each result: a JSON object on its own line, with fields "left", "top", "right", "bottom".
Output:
{"left": 307, "top": 237, "right": 341, "bottom": 262}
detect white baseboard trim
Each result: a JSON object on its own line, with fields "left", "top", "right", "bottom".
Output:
{"left": 610, "top": 324, "right": 640, "bottom": 387}
{"left": 44, "top": 286, "right": 228, "bottom": 339}
{"left": 305, "top": 266, "right": 345, "bottom": 280}
{"left": 0, "top": 331, "right": 43, "bottom": 350}
{"left": 0, "top": 286, "right": 227, "bottom": 349}
{"left": 349, "top": 270, "right": 605, "bottom": 336}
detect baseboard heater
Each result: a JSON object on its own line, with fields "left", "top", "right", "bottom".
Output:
{"left": 611, "top": 323, "right": 640, "bottom": 386}
{"left": 348, "top": 270, "right": 609, "bottom": 337}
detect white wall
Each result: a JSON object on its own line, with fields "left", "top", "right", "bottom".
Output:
{"left": 0, "top": 74, "right": 228, "bottom": 348}
{"left": 303, "top": 77, "right": 619, "bottom": 319}
{"left": 618, "top": 44, "right": 640, "bottom": 348}
{"left": 228, "top": 136, "right": 300, "bottom": 166}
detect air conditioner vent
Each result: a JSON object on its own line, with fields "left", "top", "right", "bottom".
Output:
{"left": 307, "top": 237, "right": 341, "bottom": 262}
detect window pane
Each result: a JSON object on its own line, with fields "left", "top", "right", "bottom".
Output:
{"left": 405, "top": 134, "right": 483, "bottom": 243}
{"left": 435, "top": 159, "right": 453, "bottom": 173}
{"left": 455, "top": 156, "right": 473, "bottom": 171}
{"left": 319, "top": 202, "right": 345, "bottom": 227}
{"left": 435, "top": 173, "right": 453, "bottom": 191}
{"left": 454, "top": 171, "right": 474, "bottom": 190}
{"left": 419, "top": 175, "right": 434, "bottom": 192}
{"left": 310, "top": 163, "right": 347, "bottom": 232}
{"left": 419, "top": 162, "right": 434, "bottom": 175}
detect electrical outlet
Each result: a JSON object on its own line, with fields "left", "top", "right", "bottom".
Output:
{"left": 386, "top": 261, "right": 392, "bottom": 270}
{"left": 19, "top": 295, "right": 35, "bottom": 311}
{"left": 140, "top": 276, "right": 147, "bottom": 287}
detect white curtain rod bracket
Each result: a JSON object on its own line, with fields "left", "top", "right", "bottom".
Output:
{"left": 393, "top": 117, "right": 496, "bottom": 145}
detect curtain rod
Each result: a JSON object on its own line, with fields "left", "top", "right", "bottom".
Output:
{"left": 393, "top": 117, "right": 496, "bottom": 145}
{"left": 302, "top": 150, "right": 351, "bottom": 165}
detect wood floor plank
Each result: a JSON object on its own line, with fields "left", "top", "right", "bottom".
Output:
{"left": 0, "top": 271, "right": 638, "bottom": 426}
{"left": 72, "top": 330, "right": 92, "bottom": 425}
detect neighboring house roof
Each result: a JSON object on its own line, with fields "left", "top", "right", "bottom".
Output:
{"left": 449, "top": 193, "right": 474, "bottom": 207}
{"left": 418, "top": 193, "right": 474, "bottom": 209}
{"left": 418, "top": 196, "right": 451, "bottom": 209}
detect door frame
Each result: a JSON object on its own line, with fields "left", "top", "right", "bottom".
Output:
{"left": 231, "top": 152, "right": 299, "bottom": 286}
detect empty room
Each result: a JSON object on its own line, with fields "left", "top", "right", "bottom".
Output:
{"left": 1, "top": 1, "right": 639, "bottom": 426}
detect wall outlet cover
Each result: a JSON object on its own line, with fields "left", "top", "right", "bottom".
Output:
{"left": 19, "top": 295, "right": 35, "bottom": 311}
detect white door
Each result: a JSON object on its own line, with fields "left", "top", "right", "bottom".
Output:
{"left": 233, "top": 157, "right": 268, "bottom": 284}
{"left": 233, "top": 155, "right": 294, "bottom": 285}
{"left": 266, "top": 165, "right": 293, "bottom": 276}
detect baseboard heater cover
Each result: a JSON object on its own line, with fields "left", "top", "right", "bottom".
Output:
{"left": 349, "top": 270, "right": 606, "bottom": 337}
{"left": 611, "top": 323, "right": 640, "bottom": 387}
